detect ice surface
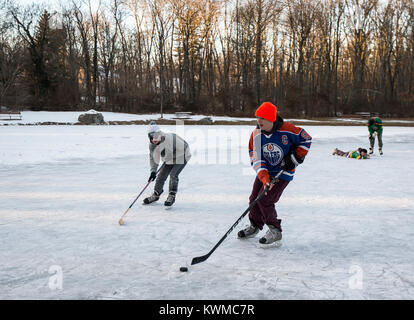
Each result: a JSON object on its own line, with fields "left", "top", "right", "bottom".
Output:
{"left": 0, "top": 116, "right": 413, "bottom": 299}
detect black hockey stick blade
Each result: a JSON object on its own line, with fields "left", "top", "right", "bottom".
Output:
{"left": 191, "top": 254, "right": 210, "bottom": 265}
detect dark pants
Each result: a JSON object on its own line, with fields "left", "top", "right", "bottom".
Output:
{"left": 154, "top": 162, "right": 187, "bottom": 195}
{"left": 334, "top": 149, "right": 349, "bottom": 157}
{"left": 369, "top": 132, "right": 383, "bottom": 149}
{"left": 248, "top": 177, "right": 290, "bottom": 232}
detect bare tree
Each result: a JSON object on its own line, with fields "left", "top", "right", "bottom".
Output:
{"left": 251, "top": 0, "right": 281, "bottom": 106}
{"left": 72, "top": 0, "right": 94, "bottom": 107}
{"left": 344, "top": 0, "right": 378, "bottom": 112}
{"left": 285, "top": 0, "right": 317, "bottom": 115}
{"left": 170, "top": 0, "right": 204, "bottom": 105}
{"left": 61, "top": 7, "right": 81, "bottom": 108}
{"left": 0, "top": 7, "right": 25, "bottom": 107}
{"left": 97, "top": 1, "right": 119, "bottom": 109}
{"left": 148, "top": 0, "right": 174, "bottom": 117}
{"left": 88, "top": 0, "right": 101, "bottom": 108}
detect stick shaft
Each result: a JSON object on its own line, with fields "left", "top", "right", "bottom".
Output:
{"left": 119, "top": 163, "right": 165, "bottom": 222}
{"left": 191, "top": 170, "right": 284, "bottom": 265}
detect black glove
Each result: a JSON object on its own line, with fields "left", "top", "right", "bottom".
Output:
{"left": 280, "top": 152, "right": 303, "bottom": 171}
{"left": 148, "top": 171, "right": 157, "bottom": 182}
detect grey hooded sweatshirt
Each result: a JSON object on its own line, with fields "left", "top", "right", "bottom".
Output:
{"left": 149, "top": 132, "right": 191, "bottom": 172}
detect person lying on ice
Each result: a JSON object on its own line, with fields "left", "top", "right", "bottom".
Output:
{"left": 332, "top": 147, "right": 370, "bottom": 159}
{"left": 238, "top": 102, "right": 312, "bottom": 244}
{"left": 143, "top": 122, "right": 191, "bottom": 207}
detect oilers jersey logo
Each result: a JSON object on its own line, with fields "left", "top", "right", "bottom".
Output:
{"left": 263, "top": 143, "right": 284, "bottom": 166}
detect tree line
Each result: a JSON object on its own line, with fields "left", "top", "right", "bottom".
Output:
{"left": 1, "top": 0, "right": 413, "bottom": 117}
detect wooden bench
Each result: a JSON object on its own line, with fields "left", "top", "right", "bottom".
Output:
{"left": 0, "top": 112, "right": 22, "bottom": 120}
{"left": 354, "top": 112, "right": 371, "bottom": 118}
{"left": 173, "top": 112, "right": 192, "bottom": 120}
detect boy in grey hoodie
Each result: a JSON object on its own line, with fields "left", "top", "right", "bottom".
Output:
{"left": 143, "top": 123, "right": 191, "bottom": 207}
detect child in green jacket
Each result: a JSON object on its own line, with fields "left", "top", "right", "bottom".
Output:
{"left": 368, "top": 117, "right": 383, "bottom": 155}
{"left": 332, "top": 148, "right": 370, "bottom": 159}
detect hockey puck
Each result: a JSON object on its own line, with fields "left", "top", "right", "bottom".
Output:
{"left": 179, "top": 267, "right": 188, "bottom": 272}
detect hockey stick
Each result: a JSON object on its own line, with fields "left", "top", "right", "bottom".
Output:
{"left": 191, "top": 170, "right": 285, "bottom": 265}
{"left": 118, "top": 163, "right": 165, "bottom": 225}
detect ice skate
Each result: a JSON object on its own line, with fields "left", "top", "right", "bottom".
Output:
{"left": 369, "top": 147, "right": 373, "bottom": 155}
{"left": 143, "top": 191, "right": 160, "bottom": 204}
{"left": 259, "top": 225, "right": 282, "bottom": 244}
{"left": 238, "top": 224, "right": 259, "bottom": 239}
{"left": 164, "top": 192, "right": 176, "bottom": 207}
{"left": 379, "top": 148, "right": 383, "bottom": 155}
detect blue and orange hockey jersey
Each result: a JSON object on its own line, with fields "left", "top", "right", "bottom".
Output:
{"left": 249, "top": 116, "right": 312, "bottom": 182}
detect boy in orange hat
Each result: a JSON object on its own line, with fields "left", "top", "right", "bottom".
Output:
{"left": 238, "top": 102, "right": 312, "bottom": 244}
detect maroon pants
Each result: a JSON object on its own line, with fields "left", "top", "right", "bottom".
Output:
{"left": 248, "top": 177, "right": 290, "bottom": 232}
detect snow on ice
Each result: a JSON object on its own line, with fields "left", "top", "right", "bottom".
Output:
{"left": 0, "top": 112, "right": 413, "bottom": 299}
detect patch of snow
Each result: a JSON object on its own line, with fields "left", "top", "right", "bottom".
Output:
{"left": 1, "top": 116, "right": 414, "bottom": 299}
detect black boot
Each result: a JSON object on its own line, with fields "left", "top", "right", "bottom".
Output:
{"left": 143, "top": 191, "right": 160, "bottom": 204}
{"left": 164, "top": 192, "right": 176, "bottom": 207}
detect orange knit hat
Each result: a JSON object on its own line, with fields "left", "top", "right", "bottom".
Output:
{"left": 255, "top": 102, "right": 277, "bottom": 122}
